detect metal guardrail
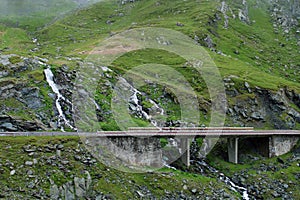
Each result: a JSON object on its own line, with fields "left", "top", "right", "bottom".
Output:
{"left": 0, "top": 128, "right": 300, "bottom": 137}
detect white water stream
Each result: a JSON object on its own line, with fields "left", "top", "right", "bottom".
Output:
{"left": 44, "top": 65, "right": 249, "bottom": 199}
{"left": 194, "top": 160, "right": 250, "bottom": 200}
{"left": 220, "top": 175, "right": 250, "bottom": 200}
{"left": 44, "top": 67, "right": 75, "bottom": 131}
{"left": 118, "top": 77, "right": 165, "bottom": 128}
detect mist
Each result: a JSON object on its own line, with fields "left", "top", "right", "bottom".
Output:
{"left": 0, "top": 0, "right": 103, "bottom": 16}
{"left": 0, "top": 0, "right": 103, "bottom": 29}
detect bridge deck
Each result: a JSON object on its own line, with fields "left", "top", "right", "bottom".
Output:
{"left": 0, "top": 129, "right": 300, "bottom": 137}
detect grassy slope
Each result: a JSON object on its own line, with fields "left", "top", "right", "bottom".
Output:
{"left": 0, "top": 24, "right": 34, "bottom": 54}
{"left": 2, "top": 0, "right": 299, "bottom": 92}
{"left": 0, "top": 0, "right": 85, "bottom": 31}
{"left": 0, "top": 0, "right": 299, "bottom": 199}
{"left": 1, "top": 0, "right": 299, "bottom": 127}
{"left": 207, "top": 140, "right": 300, "bottom": 199}
{"left": 34, "top": 0, "right": 300, "bottom": 91}
{"left": 0, "top": 137, "right": 239, "bottom": 199}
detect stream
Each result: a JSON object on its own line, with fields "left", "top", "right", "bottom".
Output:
{"left": 118, "top": 77, "right": 165, "bottom": 128}
{"left": 117, "top": 75, "right": 250, "bottom": 199}
{"left": 193, "top": 160, "right": 250, "bottom": 200}
{"left": 45, "top": 65, "right": 250, "bottom": 199}
{"left": 44, "top": 67, "right": 76, "bottom": 131}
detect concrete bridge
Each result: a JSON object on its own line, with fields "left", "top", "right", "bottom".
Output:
{"left": 1, "top": 127, "right": 299, "bottom": 166}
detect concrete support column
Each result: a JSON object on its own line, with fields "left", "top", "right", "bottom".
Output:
{"left": 180, "top": 137, "right": 191, "bottom": 167}
{"left": 228, "top": 137, "right": 239, "bottom": 164}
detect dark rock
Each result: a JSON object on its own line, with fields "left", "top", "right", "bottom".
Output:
{"left": 251, "top": 112, "right": 264, "bottom": 120}
{"left": 106, "top": 20, "right": 113, "bottom": 25}
{"left": 203, "top": 35, "right": 214, "bottom": 48}
{"left": 0, "top": 123, "right": 17, "bottom": 131}
{"left": 27, "top": 170, "right": 34, "bottom": 175}
{"left": 27, "top": 181, "right": 35, "bottom": 189}
{"left": 277, "top": 157, "right": 285, "bottom": 164}
{"left": 21, "top": 87, "right": 43, "bottom": 109}
{"left": 136, "top": 191, "right": 145, "bottom": 198}
{"left": 223, "top": 192, "right": 230, "bottom": 198}
{"left": 288, "top": 108, "right": 300, "bottom": 122}
{"left": 74, "top": 155, "right": 81, "bottom": 161}
{"left": 176, "top": 22, "right": 184, "bottom": 27}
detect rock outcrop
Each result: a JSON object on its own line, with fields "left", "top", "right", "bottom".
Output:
{"left": 225, "top": 76, "right": 300, "bottom": 129}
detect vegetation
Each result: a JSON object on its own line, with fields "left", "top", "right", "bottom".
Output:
{"left": 0, "top": 136, "right": 239, "bottom": 199}
{"left": 0, "top": 0, "right": 299, "bottom": 198}
{"left": 207, "top": 139, "right": 300, "bottom": 199}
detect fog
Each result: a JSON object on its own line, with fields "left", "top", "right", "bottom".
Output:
{"left": 0, "top": 0, "right": 104, "bottom": 28}
{"left": 0, "top": 0, "right": 103, "bottom": 15}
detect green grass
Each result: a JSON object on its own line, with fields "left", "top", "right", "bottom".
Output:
{"left": 0, "top": 0, "right": 299, "bottom": 198}
{"left": 0, "top": 0, "right": 299, "bottom": 129}
{"left": 0, "top": 25, "right": 34, "bottom": 54}
{"left": 207, "top": 139, "right": 300, "bottom": 199}
{"left": 0, "top": 136, "right": 240, "bottom": 199}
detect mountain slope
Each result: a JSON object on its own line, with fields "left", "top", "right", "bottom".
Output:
{"left": 0, "top": 0, "right": 300, "bottom": 131}
{"left": 0, "top": 0, "right": 300, "bottom": 199}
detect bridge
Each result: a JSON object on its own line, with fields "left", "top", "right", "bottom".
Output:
{"left": 1, "top": 127, "right": 299, "bottom": 166}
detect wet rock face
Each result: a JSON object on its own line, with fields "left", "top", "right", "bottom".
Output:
{"left": 0, "top": 53, "right": 79, "bottom": 132}
{"left": 0, "top": 54, "right": 50, "bottom": 131}
{"left": 0, "top": 54, "right": 43, "bottom": 78}
{"left": 21, "top": 87, "right": 44, "bottom": 109}
{"left": 225, "top": 78, "right": 300, "bottom": 129}
{"left": 51, "top": 65, "right": 76, "bottom": 129}
{"left": 0, "top": 115, "right": 45, "bottom": 132}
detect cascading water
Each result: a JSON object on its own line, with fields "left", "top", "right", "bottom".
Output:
{"left": 96, "top": 67, "right": 249, "bottom": 199}
{"left": 219, "top": 174, "right": 249, "bottom": 200}
{"left": 118, "top": 77, "right": 165, "bottom": 128}
{"left": 44, "top": 67, "right": 76, "bottom": 131}
{"left": 192, "top": 160, "right": 250, "bottom": 200}
{"left": 101, "top": 67, "right": 247, "bottom": 197}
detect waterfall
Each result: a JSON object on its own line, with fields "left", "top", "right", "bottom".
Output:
{"left": 219, "top": 173, "right": 249, "bottom": 200}
{"left": 44, "top": 67, "right": 76, "bottom": 131}
{"left": 118, "top": 77, "right": 165, "bottom": 128}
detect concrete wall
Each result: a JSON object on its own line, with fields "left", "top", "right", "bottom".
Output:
{"left": 269, "top": 136, "right": 299, "bottom": 157}
{"left": 107, "top": 137, "right": 163, "bottom": 167}
{"left": 85, "top": 136, "right": 163, "bottom": 169}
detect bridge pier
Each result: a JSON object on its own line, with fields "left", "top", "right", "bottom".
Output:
{"left": 228, "top": 137, "right": 239, "bottom": 164}
{"left": 226, "top": 135, "right": 299, "bottom": 164}
{"left": 180, "top": 137, "right": 191, "bottom": 167}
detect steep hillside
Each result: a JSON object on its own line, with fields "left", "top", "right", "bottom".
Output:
{"left": 0, "top": 136, "right": 299, "bottom": 199}
{"left": 0, "top": 0, "right": 300, "bottom": 199}
{"left": 0, "top": 136, "right": 243, "bottom": 199}
{"left": 1, "top": 0, "right": 299, "bottom": 131}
